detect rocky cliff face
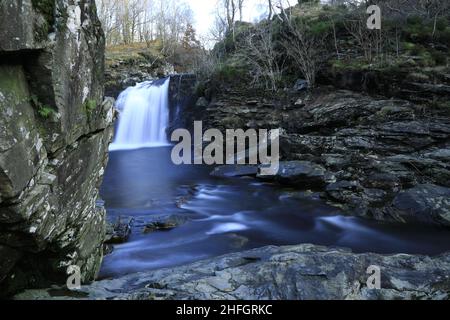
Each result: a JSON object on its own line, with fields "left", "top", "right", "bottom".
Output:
{"left": 199, "top": 84, "right": 450, "bottom": 228}
{"left": 167, "top": 74, "right": 197, "bottom": 133}
{"left": 0, "top": 0, "right": 114, "bottom": 296}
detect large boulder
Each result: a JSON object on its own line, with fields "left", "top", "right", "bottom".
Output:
{"left": 257, "top": 161, "right": 332, "bottom": 190}
{"left": 0, "top": 0, "right": 114, "bottom": 296}
{"left": 390, "top": 184, "right": 450, "bottom": 227}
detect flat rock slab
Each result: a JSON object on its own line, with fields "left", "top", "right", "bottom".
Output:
{"left": 15, "top": 244, "right": 450, "bottom": 300}
{"left": 210, "top": 165, "right": 259, "bottom": 178}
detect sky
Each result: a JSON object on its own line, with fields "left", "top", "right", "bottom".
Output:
{"left": 187, "top": 0, "right": 273, "bottom": 40}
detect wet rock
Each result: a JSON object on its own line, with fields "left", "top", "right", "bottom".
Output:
{"left": 227, "top": 234, "right": 249, "bottom": 249}
{"left": 195, "top": 97, "right": 209, "bottom": 108}
{"left": 211, "top": 165, "right": 259, "bottom": 178}
{"left": 143, "top": 215, "right": 189, "bottom": 234}
{"left": 294, "top": 98, "right": 305, "bottom": 106}
{"left": 193, "top": 73, "right": 449, "bottom": 227}
{"left": 424, "top": 148, "right": 450, "bottom": 163}
{"left": 105, "top": 218, "right": 133, "bottom": 244}
{"left": 409, "top": 82, "right": 450, "bottom": 95}
{"left": 246, "top": 100, "right": 258, "bottom": 105}
{"left": 390, "top": 184, "right": 450, "bottom": 227}
{"left": 258, "top": 161, "right": 331, "bottom": 190}
{"left": 17, "top": 244, "right": 450, "bottom": 300}
{"left": 293, "top": 79, "right": 308, "bottom": 91}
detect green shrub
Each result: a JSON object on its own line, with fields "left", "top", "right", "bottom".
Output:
{"left": 430, "top": 50, "right": 447, "bottom": 65}
{"left": 30, "top": 95, "right": 56, "bottom": 119}
{"left": 436, "top": 18, "right": 448, "bottom": 32}
{"left": 402, "top": 42, "right": 416, "bottom": 51}
{"left": 38, "top": 105, "right": 55, "bottom": 118}
{"left": 215, "top": 64, "right": 248, "bottom": 82}
{"left": 407, "top": 16, "right": 423, "bottom": 26}
{"left": 436, "top": 27, "right": 450, "bottom": 45}
{"left": 310, "top": 20, "right": 332, "bottom": 35}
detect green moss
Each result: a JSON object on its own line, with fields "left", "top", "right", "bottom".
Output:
{"left": 0, "top": 66, "right": 29, "bottom": 105}
{"left": 84, "top": 99, "right": 97, "bottom": 114}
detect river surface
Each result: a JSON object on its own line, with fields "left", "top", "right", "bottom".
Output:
{"left": 99, "top": 146, "right": 450, "bottom": 279}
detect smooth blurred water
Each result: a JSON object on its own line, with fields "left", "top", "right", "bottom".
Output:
{"left": 98, "top": 147, "right": 450, "bottom": 279}
{"left": 109, "top": 79, "right": 171, "bottom": 151}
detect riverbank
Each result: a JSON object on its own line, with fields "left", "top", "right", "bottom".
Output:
{"left": 15, "top": 244, "right": 450, "bottom": 300}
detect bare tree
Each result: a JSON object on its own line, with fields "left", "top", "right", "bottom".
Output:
{"left": 238, "top": 0, "right": 245, "bottom": 21}
{"left": 344, "top": 18, "right": 377, "bottom": 62}
{"left": 268, "top": 0, "right": 274, "bottom": 20}
{"left": 278, "top": 2, "right": 329, "bottom": 87}
{"left": 214, "top": 0, "right": 239, "bottom": 43}
{"left": 96, "top": 0, "right": 195, "bottom": 46}
{"left": 239, "top": 23, "right": 285, "bottom": 91}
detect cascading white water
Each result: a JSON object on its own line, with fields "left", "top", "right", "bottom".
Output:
{"left": 109, "top": 78, "right": 171, "bottom": 151}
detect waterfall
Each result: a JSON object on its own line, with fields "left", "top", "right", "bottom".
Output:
{"left": 109, "top": 78, "right": 171, "bottom": 151}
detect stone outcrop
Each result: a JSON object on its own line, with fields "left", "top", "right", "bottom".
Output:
{"left": 167, "top": 74, "right": 197, "bottom": 134}
{"left": 104, "top": 51, "right": 177, "bottom": 99}
{"left": 321, "top": 66, "right": 450, "bottom": 108}
{"left": 199, "top": 87, "right": 450, "bottom": 227}
{"left": 0, "top": 0, "right": 114, "bottom": 296}
{"left": 14, "top": 244, "right": 450, "bottom": 300}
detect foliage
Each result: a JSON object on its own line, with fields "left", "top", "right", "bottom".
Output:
{"left": 30, "top": 95, "right": 56, "bottom": 119}
{"left": 31, "top": 0, "right": 55, "bottom": 26}
{"left": 97, "top": 0, "right": 195, "bottom": 47}
{"left": 215, "top": 63, "right": 249, "bottom": 83}
{"left": 84, "top": 99, "right": 97, "bottom": 114}
{"left": 37, "top": 105, "right": 55, "bottom": 119}
{"left": 238, "top": 23, "right": 285, "bottom": 91}
{"left": 196, "top": 0, "right": 450, "bottom": 92}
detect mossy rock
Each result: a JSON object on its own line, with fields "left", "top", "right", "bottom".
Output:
{"left": 84, "top": 99, "right": 97, "bottom": 115}
{"left": 0, "top": 65, "right": 30, "bottom": 106}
